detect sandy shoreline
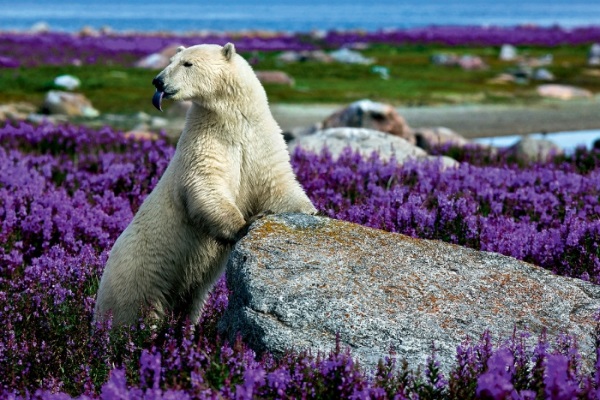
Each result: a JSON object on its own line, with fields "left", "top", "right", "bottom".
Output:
{"left": 271, "top": 97, "right": 600, "bottom": 139}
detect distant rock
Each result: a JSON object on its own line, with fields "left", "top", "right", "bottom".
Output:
{"left": 507, "top": 135, "right": 563, "bottom": 162}
{"left": 43, "top": 91, "right": 99, "bottom": 118}
{"left": 220, "top": 214, "right": 600, "bottom": 373}
{"left": 276, "top": 50, "right": 333, "bottom": 63}
{"left": 431, "top": 53, "right": 487, "bottom": 70}
{"left": 532, "top": 68, "right": 554, "bottom": 81}
{"left": 537, "top": 84, "right": 593, "bottom": 100}
{"left": 322, "top": 100, "right": 414, "bottom": 143}
{"left": 499, "top": 44, "right": 518, "bottom": 61}
{"left": 414, "top": 126, "right": 470, "bottom": 151}
{"left": 329, "top": 48, "right": 374, "bottom": 65}
{"left": 30, "top": 22, "right": 50, "bottom": 33}
{"left": 289, "top": 127, "right": 423, "bottom": 162}
{"left": 135, "top": 43, "right": 184, "bottom": 69}
{"left": 54, "top": 75, "right": 81, "bottom": 91}
{"left": 255, "top": 70, "right": 295, "bottom": 86}
{"left": 588, "top": 43, "right": 600, "bottom": 66}
{"left": 0, "top": 102, "right": 37, "bottom": 121}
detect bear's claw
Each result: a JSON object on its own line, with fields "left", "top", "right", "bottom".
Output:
{"left": 152, "top": 90, "right": 164, "bottom": 112}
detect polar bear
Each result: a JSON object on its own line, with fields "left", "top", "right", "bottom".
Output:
{"left": 94, "top": 43, "right": 317, "bottom": 326}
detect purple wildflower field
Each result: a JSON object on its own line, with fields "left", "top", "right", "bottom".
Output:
{"left": 2, "top": 121, "right": 600, "bottom": 398}
{"left": 1, "top": 25, "right": 600, "bottom": 68}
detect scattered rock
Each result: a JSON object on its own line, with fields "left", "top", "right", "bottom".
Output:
{"left": 255, "top": 70, "right": 295, "bottom": 86}
{"left": 0, "top": 102, "right": 37, "bottom": 121}
{"left": 135, "top": 43, "right": 185, "bottom": 69}
{"left": 414, "top": 127, "right": 469, "bottom": 151}
{"left": 54, "top": 75, "right": 81, "bottom": 91}
{"left": 288, "top": 127, "right": 425, "bottom": 162}
{"left": 371, "top": 65, "right": 390, "bottom": 80}
{"left": 277, "top": 50, "right": 333, "bottom": 63}
{"left": 588, "top": 43, "right": 600, "bottom": 66}
{"left": 537, "top": 84, "right": 593, "bottom": 100}
{"left": 520, "top": 54, "right": 553, "bottom": 68}
{"left": 322, "top": 100, "right": 414, "bottom": 143}
{"left": 499, "top": 44, "right": 518, "bottom": 61}
{"left": 487, "top": 73, "right": 516, "bottom": 85}
{"left": 220, "top": 213, "right": 600, "bottom": 373}
{"left": 329, "top": 48, "right": 374, "bottom": 65}
{"left": 42, "top": 90, "right": 99, "bottom": 118}
{"left": 532, "top": 68, "right": 554, "bottom": 81}
{"left": 123, "top": 129, "right": 160, "bottom": 141}
{"left": 30, "top": 22, "right": 50, "bottom": 33}
{"left": 457, "top": 55, "right": 487, "bottom": 70}
{"left": 507, "top": 135, "right": 564, "bottom": 161}
{"left": 431, "top": 53, "right": 487, "bottom": 70}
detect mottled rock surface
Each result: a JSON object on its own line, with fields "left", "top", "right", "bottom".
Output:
{"left": 220, "top": 214, "right": 600, "bottom": 372}
{"left": 322, "top": 100, "right": 414, "bottom": 143}
{"left": 288, "top": 127, "right": 424, "bottom": 161}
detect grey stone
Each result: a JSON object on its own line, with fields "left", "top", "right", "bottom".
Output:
{"left": 508, "top": 135, "right": 564, "bottom": 161}
{"left": 499, "top": 44, "right": 518, "bottom": 61}
{"left": 43, "top": 91, "right": 99, "bottom": 118}
{"left": 322, "top": 100, "right": 414, "bottom": 143}
{"left": 288, "top": 127, "right": 426, "bottom": 162}
{"left": 414, "top": 126, "right": 469, "bottom": 151}
{"left": 220, "top": 214, "right": 600, "bottom": 373}
{"left": 329, "top": 48, "right": 374, "bottom": 65}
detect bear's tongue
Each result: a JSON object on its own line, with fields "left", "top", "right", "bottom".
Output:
{"left": 152, "top": 90, "right": 164, "bottom": 112}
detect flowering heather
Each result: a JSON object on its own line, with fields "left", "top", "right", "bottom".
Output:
{"left": 1, "top": 121, "right": 600, "bottom": 398}
{"left": 325, "top": 25, "right": 600, "bottom": 48}
{"left": 2, "top": 25, "right": 600, "bottom": 67}
{"left": 0, "top": 31, "right": 316, "bottom": 67}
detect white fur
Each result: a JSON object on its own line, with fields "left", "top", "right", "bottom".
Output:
{"left": 94, "top": 43, "right": 316, "bottom": 326}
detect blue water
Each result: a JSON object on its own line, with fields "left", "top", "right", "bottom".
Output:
{"left": 1, "top": 0, "right": 599, "bottom": 33}
{"left": 475, "top": 130, "right": 600, "bottom": 153}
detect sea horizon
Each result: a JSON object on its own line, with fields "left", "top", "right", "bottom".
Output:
{"left": 1, "top": 0, "right": 600, "bottom": 34}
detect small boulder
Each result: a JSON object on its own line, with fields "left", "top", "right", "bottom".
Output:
{"left": 289, "top": 127, "right": 425, "bottom": 163}
{"left": 54, "top": 75, "right": 81, "bottom": 91}
{"left": 499, "top": 44, "right": 518, "bottom": 61}
{"left": 0, "top": 102, "right": 37, "bottom": 121}
{"left": 537, "top": 84, "right": 593, "bottom": 100}
{"left": 588, "top": 43, "right": 600, "bottom": 66}
{"left": 322, "top": 100, "right": 414, "bottom": 143}
{"left": 255, "top": 70, "right": 295, "bottom": 86}
{"left": 43, "top": 90, "right": 99, "bottom": 118}
{"left": 507, "top": 135, "right": 563, "bottom": 162}
{"left": 329, "top": 48, "right": 374, "bottom": 65}
{"left": 414, "top": 127, "right": 469, "bottom": 151}
{"left": 532, "top": 68, "right": 554, "bottom": 81}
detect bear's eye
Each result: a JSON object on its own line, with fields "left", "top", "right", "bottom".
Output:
{"left": 183, "top": 61, "right": 193, "bottom": 67}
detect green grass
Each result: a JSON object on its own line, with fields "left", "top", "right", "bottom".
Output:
{"left": 1, "top": 44, "right": 597, "bottom": 115}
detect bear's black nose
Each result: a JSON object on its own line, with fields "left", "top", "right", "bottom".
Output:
{"left": 152, "top": 77, "right": 165, "bottom": 91}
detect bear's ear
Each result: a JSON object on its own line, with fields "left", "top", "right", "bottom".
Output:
{"left": 176, "top": 46, "right": 186, "bottom": 53}
{"left": 222, "top": 43, "right": 236, "bottom": 61}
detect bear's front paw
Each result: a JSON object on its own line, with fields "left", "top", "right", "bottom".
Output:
{"left": 234, "top": 210, "right": 273, "bottom": 242}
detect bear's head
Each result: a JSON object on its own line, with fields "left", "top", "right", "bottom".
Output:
{"left": 152, "top": 43, "right": 247, "bottom": 111}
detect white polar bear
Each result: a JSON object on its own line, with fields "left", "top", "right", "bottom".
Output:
{"left": 94, "top": 43, "right": 317, "bottom": 326}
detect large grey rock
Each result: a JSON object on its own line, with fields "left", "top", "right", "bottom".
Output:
{"left": 220, "top": 214, "right": 600, "bottom": 373}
